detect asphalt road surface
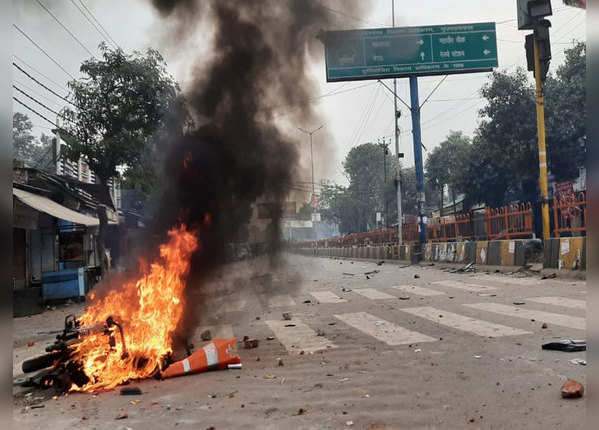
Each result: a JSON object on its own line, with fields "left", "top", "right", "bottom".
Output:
{"left": 13, "top": 254, "right": 586, "bottom": 429}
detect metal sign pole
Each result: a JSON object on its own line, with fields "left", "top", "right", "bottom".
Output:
{"left": 392, "top": 0, "right": 403, "bottom": 246}
{"left": 409, "top": 76, "right": 427, "bottom": 252}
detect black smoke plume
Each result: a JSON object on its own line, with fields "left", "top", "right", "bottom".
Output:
{"left": 146, "top": 0, "right": 367, "bottom": 336}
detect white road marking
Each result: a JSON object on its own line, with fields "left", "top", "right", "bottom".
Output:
{"left": 471, "top": 275, "right": 540, "bottom": 286}
{"left": 353, "top": 288, "right": 396, "bottom": 300}
{"left": 334, "top": 312, "right": 437, "bottom": 346}
{"left": 268, "top": 294, "right": 296, "bottom": 308}
{"left": 464, "top": 303, "right": 586, "bottom": 330}
{"left": 528, "top": 297, "right": 586, "bottom": 310}
{"left": 265, "top": 319, "right": 336, "bottom": 354}
{"left": 392, "top": 285, "right": 445, "bottom": 297}
{"left": 401, "top": 306, "right": 532, "bottom": 337}
{"left": 431, "top": 279, "right": 497, "bottom": 292}
{"left": 310, "top": 291, "right": 347, "bottom": 304}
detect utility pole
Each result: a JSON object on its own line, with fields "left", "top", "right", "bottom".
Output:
{"left": 377, "top": 139, "right": 389, "bottom": 228}
{"left": 409, "top": 76, "right": 427, "bottom": 248}
{"left": 392, "top": 0, "right": 403, "bottom": 245}
{"left": 298, "top": 124, "right": 324, "bottom": 207}
{"left": 517, "top": 0, "right": 553, "bottom": 239}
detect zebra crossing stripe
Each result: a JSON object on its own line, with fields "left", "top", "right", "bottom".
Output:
{"left": 353, "top": 288, "right": 396, "bottom": 300}
{"left": 528, "top": 297, "right": 586, "bottom": 310}
{"left": 401, "top": 306, "right": 532, "bottom": 337}
{"left": 392, "top": 285, "right": 446, "bottom": 297}
{"left": 471, "top": 275, "right": 540, "bottom": 286}
{"left": 268, "top": 294, "right": 296, "bottom": 308}
{"left": 431, "top": 279, "right": 497, "bottom": 292}
{"left": 310, "top": 291, "right": 347, "bottom": 303}
{"left": 265, "top": 319, "right": 336, "bottom": 354}
{"left": 464, "top": 303, "right": 586, "bottom": 330}
{"left": 334, "top": 312, "right": 437, "bottom": 346}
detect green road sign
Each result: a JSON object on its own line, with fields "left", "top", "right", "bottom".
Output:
{"left": 324, "top": 22, "right": 498, "bottom": 82}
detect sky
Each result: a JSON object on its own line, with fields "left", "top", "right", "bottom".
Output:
{"left": 12, "top": 0, "right": 587, "bottom": 190}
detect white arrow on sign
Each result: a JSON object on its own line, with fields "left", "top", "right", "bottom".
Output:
{"left": 483, "top": 49, "right": 491, "bottom": 55}
{"left": 420, "top": 52, "right": 425, "bottom": 60}
{"left": 482, "top": 34, "right": 490, "bottom": 41}
{"left": 417, "top": 39, "right": 424, "bottom": 46}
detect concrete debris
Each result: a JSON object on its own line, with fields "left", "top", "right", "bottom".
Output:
{"left": 316, "top": 328, "right": 326, "bottom": 336}
{"left": 541, "top": 323, "right": 548, "bottom": 329}
{"left": 282, "top": 312, "right": 292, "bottom": 321}
{"left": 115, "top": 413, "right": 128, "bottom": 420}
{"left": 561, "top": 379, "right": 584, "bottom": 398}
{"left": 200, "top": 330, "right": 212, "bottom": 341}
{"left": 346, "top": 421, "right": 354, "bottom": 426}
{"left": 568, "top": 358, "right": 586, "bottom": 366}
{"left": 296, "top": 408, "right": 307, "bottom": 415}
{"left": 414, "top": 274, "right": 420, "bottom": 279}
{"left": 376, "top": 260, "right": 384, "bottom": 266}
{"left": 266, "top": 336, "right": 275, "bottom": 340}
{"left": 244, "top": 339, "right": 259, "bottom": 349}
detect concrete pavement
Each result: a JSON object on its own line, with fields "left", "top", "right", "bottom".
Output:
{"left": 13, "top": 254, "right": 586, "bottom": 429}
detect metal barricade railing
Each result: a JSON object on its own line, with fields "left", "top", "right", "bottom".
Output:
{"left": 553, "top": 192, "right": 586, "bottom": 237}
{"left": 485, "top": 202, "right": 533, "bottom": 239}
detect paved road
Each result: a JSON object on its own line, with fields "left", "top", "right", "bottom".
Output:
{"left": 14, "top": 254, "right": 586, "bottom": 429}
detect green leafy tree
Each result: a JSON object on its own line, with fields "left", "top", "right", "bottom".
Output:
{"left": 13, "top": 112, "right": 36, "bottom": 163}
{"left": 544, "top": 42, "right": 586, "bottom": 180}
{"left": 425, "top": 130, "right": 472, "bottom": 214}
{"left": 62, "top": 43, "right": 185, "bottom": 275}
{"left": 13, "top": 112, "right": 53, "bottom": 168}
{"left": 458, "top": 69, "right": 538, "bottom": 207}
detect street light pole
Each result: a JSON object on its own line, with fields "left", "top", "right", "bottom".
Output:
{"left": 298, "top": 124, "right": 324, "bottom": 204}
{"left": 392, "top": 0, "right": 403, "bottom": 245}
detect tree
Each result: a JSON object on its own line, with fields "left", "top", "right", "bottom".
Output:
{"left": 13, "top": 112, "right": 36, "bottom": 163}
{"left": 458, "top": 69, "right": 538, "bottom": 208}
{"left": 544, "top": 42, "right": 586, "bottom": 181}
{"left": 13, "top": 113, "right": 53, "bottom": 168}
{"left": 62, "top": 43, "right": 184, "bottom": 276}
{"left": 425, "top": 130, "right": 472, "bottom": 214}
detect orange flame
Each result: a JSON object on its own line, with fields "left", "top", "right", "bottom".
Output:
{"left": 69, "top": 225, "right": 198, "bottom": 392}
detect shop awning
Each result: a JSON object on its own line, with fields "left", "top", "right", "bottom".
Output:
{"left": 13, "top": 188, "right": 100, "bottom": 227}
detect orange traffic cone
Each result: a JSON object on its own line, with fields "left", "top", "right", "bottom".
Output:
{"left": 161, "top": 338, "right": 241, "bottom": 379}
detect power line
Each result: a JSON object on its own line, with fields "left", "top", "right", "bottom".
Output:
{"left": 13, "top": 96, "right": 56, "bottom": 127}
{"left": 68, "top": 0, "right": 116, "bottom": 50}
{"left": 77, "top": 0, "right": 121, "bottom": 49}
{"left": 13, "top": 54, "right": 68, "bottom": 91}
{"left": 420, "top": 75, "right": 448, "bottom": 108}
{"left": 13, "top": 62, "right": 76, "bottom": 108}
{"left": 34, "top": 0, "right": 94, "bottom": 57}
{"left": 13, "top": 85, "right": 74, "bottom": 124}
{"left": 14, "top": 78, "right": 64, "bottom": 111}
{"left": 13, "top": 24, "right": 75, "bottom": 79}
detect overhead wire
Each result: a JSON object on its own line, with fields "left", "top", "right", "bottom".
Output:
{"left": 13, "top": 54, "right": 69, "bottom": 91}
{"left": 68, "top": 0, "right": 118, "bottom": 50}
{"left": 34, "top": 0, "right": 95, "bottom": 57}
{"left": 13, "top": 85, "right": 75, "bottom": 124}
{"left": 13, "top": 62, "right": 77, "bottom": 108}
{"left": 13, "top": 24, "right": 75, "bottom": 79}
{"left": 76, "top": 0, "right": 121, "bottom": 50}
